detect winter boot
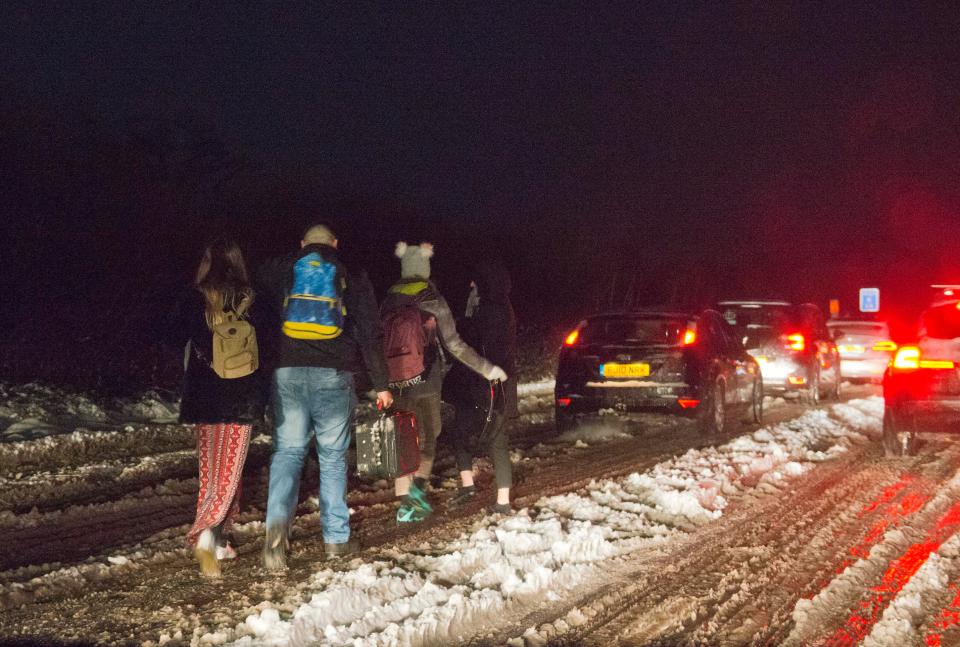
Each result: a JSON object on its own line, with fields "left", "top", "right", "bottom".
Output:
{"left": 396, "top": 482, "right": 433, "bottom": 523}
{"left": 488, "top": 503, "right": 512, "bottom": 515}
{"left": 448, "top": 485, "right": 476, "bottom": 508}
{"left": 194, "top": 528, "right": 221, "bottom": 577}
{"left": 262, "top": 524, "right": 289, "bottom": 572}
{"left": 324, "top": 538, "right": 360, "bottom": 560}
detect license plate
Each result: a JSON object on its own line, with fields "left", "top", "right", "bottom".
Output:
{"left": 839, "top": 344, "right": 865, "bottom": 354}
{"left": 600, "top": 362, "right": 651, "bottom": 378}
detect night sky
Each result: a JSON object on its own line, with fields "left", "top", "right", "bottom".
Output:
{"left": 5, "top": 2, "right": 960, "bottom": 361}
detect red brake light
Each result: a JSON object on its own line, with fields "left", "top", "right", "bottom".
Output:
{"left": 557, "top": 397, "right": 572, "bottom": 407}
{"left": 564, "top": 330, "right": 579, "bottom": 346}
{"left": 872, "top": 340, "right": 897, "bottom": 352}
{"left": 785, "top": 333, "right": 805, "bottom": 352}
{"left": 892, "top": 346, "right": 954, "bottom": 370}
{"left": 682, "top": 328, "right": 697, "bottom": 345}
{"left": 677, "top": 398, "right": 700, "bottom": 409}
{"left": 922, "top": 358, "right": 956, "bottom": 369}
{"left": 893, "top": 346, "right": 920, "bottom": 370}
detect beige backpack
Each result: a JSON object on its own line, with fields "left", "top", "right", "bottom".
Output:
{"left": 210, "top": 299, "right": 259, "bottom": 379}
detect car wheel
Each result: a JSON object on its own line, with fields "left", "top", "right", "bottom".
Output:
{"left": 742, "top": 377, "right": 763, "bottom": 425}
{"left": 699, "top": 380, "right": 725, "bottom": 435}
{"left": 555, "top": 407, "right": 575, "bottom": 435}
{"left": 883, "top": 406, "right": 918, "bottom": 457}
{"left": 801, "top": 368, "right": 820, "bottom": 406}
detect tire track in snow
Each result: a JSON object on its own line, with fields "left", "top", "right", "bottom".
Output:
{"left": 558, "top": 446, "right": 913, "bottom": 646}
{"left": 541, "top": 405, "right": 960, "bottom": 646}
{"left": 784, "top": 463, "right": 960, "bottom": 646}
{"left": 862, "top": 534, "right": 960, "bottom": 647}
{"left": 223, "top": 398, "right": 885, "bottom": 646}
{"left": 0, "top": 390, "right": 870, "bottom": 645}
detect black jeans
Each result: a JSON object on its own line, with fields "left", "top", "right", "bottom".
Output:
{"left": 452, "top": 399, "right": 512, "bottom": 489}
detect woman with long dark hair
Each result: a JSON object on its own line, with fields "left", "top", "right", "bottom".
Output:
{"left": 170, "top": 237, "right": 267, "bottom": 576}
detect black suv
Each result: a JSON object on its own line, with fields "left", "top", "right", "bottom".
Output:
{"left": 555, "top": 309, "right": 762, "bottom": 434}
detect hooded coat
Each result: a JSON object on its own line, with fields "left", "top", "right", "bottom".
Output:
{"left": 447, "top": 260, "right": 519, "bottom": 417}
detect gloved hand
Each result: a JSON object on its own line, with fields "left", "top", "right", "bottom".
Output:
{"left": 486, "top": 365, "right": 508, "bottom": 382}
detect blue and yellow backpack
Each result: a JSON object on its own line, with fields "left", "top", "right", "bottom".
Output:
{"left": 282, "top": 252, "right": 346, "bottom": 339}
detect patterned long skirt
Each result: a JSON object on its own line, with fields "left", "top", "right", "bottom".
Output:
{"left": 186, "top": 423, "right": 252, "bottom": 547}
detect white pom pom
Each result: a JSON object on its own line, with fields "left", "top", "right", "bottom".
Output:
{"left": 395, "top": 241, "right": 408, "bottom": 258}
{"left": 419, "top": 242, "right": 434, "bottom": 258}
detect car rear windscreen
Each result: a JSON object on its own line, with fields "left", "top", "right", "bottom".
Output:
{"left": 580, "top": 316, "right": 687, "bottom": 346}
{"left": 829, "top": 323, "right": 887, "bottom": 337}
{"left": 741, "top": 328, "right": 779, "bottom": 351}
{"left": 922, "top": 304, "right": 960, "bottom": 340}
{"left": 721, "top": 305, "right": 795, "bottom": 329}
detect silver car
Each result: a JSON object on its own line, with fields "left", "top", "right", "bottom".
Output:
{"left": 827, "top": 320, "right": 895, "bottom": 384}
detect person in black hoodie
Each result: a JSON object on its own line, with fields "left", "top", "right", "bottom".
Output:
{"left": 169, "top": 237, "right": 268, "bottom": 577}
{"left": 256, "top": 223, "right": 391, "bottom": 570}
{"left": 445, "top": 259, "right": 519, "bottom": 514}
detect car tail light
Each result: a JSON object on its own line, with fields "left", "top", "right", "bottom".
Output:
{"left": 893, "top": 346, "right": 920, "bottom": 370}
{"left": 682, "top": 328, "right": 697, "bottom": 345}
{"left": 784, "top": 333, "right": 805, "bottom": 352}
{"left": 788, "top": 376, "right": 807, "bottom": 385}
{"left": 872, "top": 340, "right": 897, "bottom": 352}
{"left": 564, "top": 330, "right": 579, "bottom": 346}
{"left": 677, "top": 398, "right": 700, "bottom": 409}
{"left": 892, "top": 346, "right": 956, "bottom": 370}
{"left": 557, "top": 397, "right": 572, "bottom": 407}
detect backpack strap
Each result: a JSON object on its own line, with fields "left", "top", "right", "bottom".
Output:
{"left": 234, "top": 294, "right": 253, "bottom": 319}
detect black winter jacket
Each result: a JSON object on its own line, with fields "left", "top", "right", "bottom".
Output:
{"left": 169, "top": 289, "right": 269, "bottom": 424}
{"left": 446, "top": 260, "right": 519, "bottom": 417}
{"left": 256, "top": 244, "right": 390, "bottom": 392}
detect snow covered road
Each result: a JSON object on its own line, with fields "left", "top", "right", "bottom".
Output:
{"left": 5, "top": 383, "right": 960, "bottom": 646}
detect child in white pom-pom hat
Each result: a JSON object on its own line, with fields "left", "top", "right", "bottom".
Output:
{"left": 380, "top": 242, "right": 506, "bottom": 522}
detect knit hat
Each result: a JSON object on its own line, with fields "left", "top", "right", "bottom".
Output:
{"left": 395, "top": 242, "right": 433, "bottom": 279}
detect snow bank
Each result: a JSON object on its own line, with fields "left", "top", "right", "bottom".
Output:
{"left": 228, "top": 397, "right": 883, "bottom": 647}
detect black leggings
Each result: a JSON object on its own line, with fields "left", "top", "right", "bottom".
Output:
{"left": 451, "top": 400, "right": 512, "bottom": 489}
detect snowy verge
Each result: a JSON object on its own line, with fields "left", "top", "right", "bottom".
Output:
{"left": 216, "top": 397, "right": 883, "bottom": 647}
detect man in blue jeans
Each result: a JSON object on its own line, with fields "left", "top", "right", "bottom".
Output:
{"left": 257, "top": 223, "right": 391, "bottom": 570}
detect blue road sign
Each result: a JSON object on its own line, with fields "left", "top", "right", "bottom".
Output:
{"left": 859, "top": 287, "right": 880, "bottom": 313}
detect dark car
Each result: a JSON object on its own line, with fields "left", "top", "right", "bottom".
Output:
{"left": 718, "top": 300, "right": 842, "bottom": 405}
{"left": 883, "top": 287, "right": 960, "bottom": 456}
{"left": 554, "top": 310, "right": 763, "bottom": 434}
